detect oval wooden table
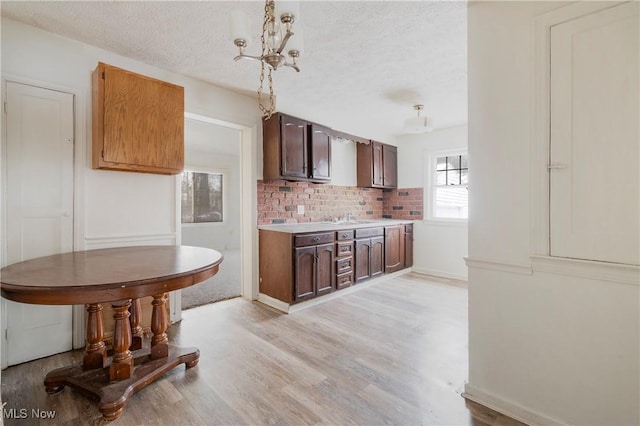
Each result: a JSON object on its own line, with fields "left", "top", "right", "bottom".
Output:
{"left": 0, "top": 245, "right": 223, "bottom": 421}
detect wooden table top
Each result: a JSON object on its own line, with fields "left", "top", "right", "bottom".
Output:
{"left": 0, "top": 246, "right": 223, "bottom": 305}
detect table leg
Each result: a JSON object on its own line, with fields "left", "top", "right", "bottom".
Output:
{"left": 83, "top": 303, "right": 106, "bottom": 371}
{"left": 109, "top": 300, "right": 134, "bottom": 382}
{"left": 129, "top": 298, "right": 143, "bottom": 350}
{"left": 150, "top": 293, "right": 169, "bottom": 360}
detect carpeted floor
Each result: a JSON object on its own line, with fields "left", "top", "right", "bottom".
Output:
{"left": 181, "top": 249, "right": 241, "bottom": 309}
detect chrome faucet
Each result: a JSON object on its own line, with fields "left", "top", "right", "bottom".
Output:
{"left": 346, "top": 212, "right": 354, "bottom": 223}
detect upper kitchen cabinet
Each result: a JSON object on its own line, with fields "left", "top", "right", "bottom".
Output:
{"left": 92, "top": 62, "right": 184, "bottom": 175}
{"left": 357, "top": 141, "right": 397, "bottom": 188}
{"left": 263, "top": 113, "right": 331, "bottom": 183}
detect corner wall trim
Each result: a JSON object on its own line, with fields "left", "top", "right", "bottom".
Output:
{"left": 463, "top": 383, "right": 565, "bottom": 426}
{"left": 411, "top": 266, "right": 467, "bottom": 282}
{"left": 464, "top": 257, "right": 533, "bottom": 275}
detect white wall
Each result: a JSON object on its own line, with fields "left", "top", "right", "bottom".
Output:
{"left": 466, "top": 2, "right": 639, "bottom": 425}
{"left": 398, "top": 125, "right": 468, "bottom": 280}
{"left": 1, "top": 17, "right": 260, "bottom": 252}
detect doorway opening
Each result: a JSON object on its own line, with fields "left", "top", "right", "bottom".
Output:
{"left": 179, "top": 115, "right": 242, "bottom": 309}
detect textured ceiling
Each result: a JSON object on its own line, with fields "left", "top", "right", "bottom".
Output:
{"left": 1, "top": 1, "right": 467, "bottom": 141}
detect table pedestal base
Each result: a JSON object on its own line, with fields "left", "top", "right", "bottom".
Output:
{"left": 43, "top": 345, "right": 199, "bottom": 421}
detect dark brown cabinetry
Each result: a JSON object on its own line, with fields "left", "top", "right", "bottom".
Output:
{"left": 259, "top": 222, "right": 412, "bottom": 306}
{"left": 263, "top": 113, "right": 331, "bottom": 183}
{"left": 357, "top": 141, "right": 398, "bottom": 188}
{"left": 335, "top": 230, "right": 354, "bottom": 289}
{"left": 354, "top": 227, "right": 385, "bottom": 282}
{"left": 384, "top": 225, "right": 405, "bottom": 273}
{"left": 259, "top": 230, "right": 334, "bottom": 304}
{"left": 92, "top": 62, "right": 184, "bottom": 175}
{"left": 404, "top": 224, "right": 414, "bottom": 268}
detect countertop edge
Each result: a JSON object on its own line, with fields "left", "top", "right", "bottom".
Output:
{"left": 258, "top": 219, "right": 414, "bottom": 234}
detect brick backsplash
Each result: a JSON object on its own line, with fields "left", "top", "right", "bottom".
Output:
{"left": 382, "top": 188, "right": 424, "bottom": 220}
{"left": 257, "top": 181, "right": 424, "bottom": 225}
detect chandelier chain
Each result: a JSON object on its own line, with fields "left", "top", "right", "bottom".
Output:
{"left": 257, "top": 0, "right": 276, "bottom": 119}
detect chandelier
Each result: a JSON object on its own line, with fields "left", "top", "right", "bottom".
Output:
{"left": 230, "top": 1, "right": 303, "bottom": 118}
{"left": 403, "top": 104, "right": 434, "bottom": 134}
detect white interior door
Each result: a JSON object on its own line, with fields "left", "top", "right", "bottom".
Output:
{"left": 549, "top": 2, "right": 639, "bottom": 265}
{"left": 2, "top": 81, "right": 74, "bottom": 366}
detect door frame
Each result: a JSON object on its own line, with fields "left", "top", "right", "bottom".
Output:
{"left": 1, "top": 74, "right": 87, "bottom": 369}
{"left": 170, "top": 111, "right": 257, "bottom": 322}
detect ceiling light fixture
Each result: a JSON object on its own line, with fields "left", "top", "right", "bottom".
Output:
{"left": 230, "top": 1, "right": 303, "bottom": 119}
{"left": 403, "top": 104, "right": 434, "bottom": 134}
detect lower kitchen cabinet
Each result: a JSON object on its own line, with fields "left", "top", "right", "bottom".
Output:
{"left": 404, "top": 224, "right": 413, "bottom": 268}
{"left": 354, "top": 227, "right": 384, "bottom": 283}
{"left": 260, "top": 230, "right": 335, "bottom": 304}
{"left": 384, "top": 225, "right": 405, "bottom": 273}
{"left": 259, "top": 222, "right": 413, "bottom": 306}
{"left": 294, "top": 243, "right": 334, "bottom": 301}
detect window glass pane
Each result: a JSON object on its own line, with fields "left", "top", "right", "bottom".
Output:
{"left": 436, "top": 170, "right": 447, "bottom": 185}
{"left": 460, "top": 154, "right": 468, "bottom": 169}
{"left": 181, "top": 172, "right": 194, "bottom": 223}
{"left": 436, "top": 156, "right": 447, "bottom": 171}
{"left": 181, "top": 171, "right": 223, "bottom": 223}
{"left": 461, "top": 169, "right": 469, "bottom": 185}
{"left": 448, "top": 155, "right": 460, "bottom": 169}
{"left": 447, "top": 169, "right": 461, "bottom": 185}
{"left": 434, "top": 187, "right": 468, "bottom": 219}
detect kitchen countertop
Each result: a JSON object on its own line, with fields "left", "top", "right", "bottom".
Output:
{"left": 258, "top": 219, "right": 413, "bottom": 234}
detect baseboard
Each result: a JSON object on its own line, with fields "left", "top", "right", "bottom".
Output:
{"left": 412, "top": 266, "right": 467, "bottom": 281}
{"left": 463, "top": 383, "right": 565, "bottom": 426}
{"left": 256, "top": 293, "right": 291, "bottom": 313}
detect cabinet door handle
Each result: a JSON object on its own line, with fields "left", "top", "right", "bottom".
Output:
{"left": 341, "top": 233, "right": 349, "bottom": 238}
{"left": 312, "top": 237, "right": 320, "bottom": 242}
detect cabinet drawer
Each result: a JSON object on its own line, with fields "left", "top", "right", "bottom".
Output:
{"left": 405, "top": 224, "right": 413, "bottom": 233}
{"left": 355, "top": 227, "right": 384, "bottom": 238}
{"left": 336, "top": 272, "right": 353, "bottom": 290}
{"left": 336, "top": 241, "right": 354, "bottom": 257}
{"left": 336, "top": 256, "right": 353, "bottom": 274}
{"left": 336, "top": 230, "right": 354, "bottom": 241}
{"left": 294, "top": 232, "right": 334, "bottom": 247}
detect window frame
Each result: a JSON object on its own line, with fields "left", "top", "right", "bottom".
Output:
{"left": 180, "top": 168, "right": 227, "bottom": 226}
{"left": 424, "top": 148, "right": 469, "bottom": 224}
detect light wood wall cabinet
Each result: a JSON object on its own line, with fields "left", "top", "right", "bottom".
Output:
{"left": 92, "top": 62, "right": 184, "bottom": 174}
{"left": 263, "top": 113, "right": 331, "bottom": 183}
{"left": 357, "top": 141, "right": 398, "bottom": 188}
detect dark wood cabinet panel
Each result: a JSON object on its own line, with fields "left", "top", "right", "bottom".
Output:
{"left": 385, "top": 225, "right": 404, "bottom": 273}
{"left": 294, "top": 246, "right": 316, "bottom": 301}
{"left": 371, "top": 236, "right": 385, "bottom": 278}
{"left": 355, "top": 239, "right": 372, "bottom": 282}
{"left": 263, "top": 113, "right": 331, "bottom": 183}
{"left": 315, "top": 243, "right": 335, "bottom": 295}
{"left": 382, "top": 144, "right": 398, "bottom": 188}
{"left": 404, "top": 224, "right": 414, "bottom": 268}
{"left": 281, "top": 115, "right": 308, "bottom": 178}
{"left": 310, "top": 124, "right": 331, "bottom": 181}
{"left": 356, "top": 140, "right": 397, "bottom": 188}
{"left": 92, "top": 62, "right": 184, "bottom": 175}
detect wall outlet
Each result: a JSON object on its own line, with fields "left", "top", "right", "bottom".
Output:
{"left": 297, "top": 205, "right": 305, "bottom": 215}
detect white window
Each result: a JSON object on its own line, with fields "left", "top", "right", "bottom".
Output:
{"left": 181, "top": 171, "right": 223, "bottom": 223}
{"left": 429, "top": 151, "right": 468, "bottom": 220}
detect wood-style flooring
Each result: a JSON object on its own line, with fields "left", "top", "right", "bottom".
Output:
{"left": 1, "top": 273, "right": 524, "bottom": 425}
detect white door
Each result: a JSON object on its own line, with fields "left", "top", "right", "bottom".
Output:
{"left": 2, "top": 81, "right": 74, "bottom": 366}
{"left": 549, "top": 2, "right": 639, "bottom": 265}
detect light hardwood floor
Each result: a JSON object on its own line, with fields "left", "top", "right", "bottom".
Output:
{"left": 1, "top": 273, "right": 524, "bottom": 425}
